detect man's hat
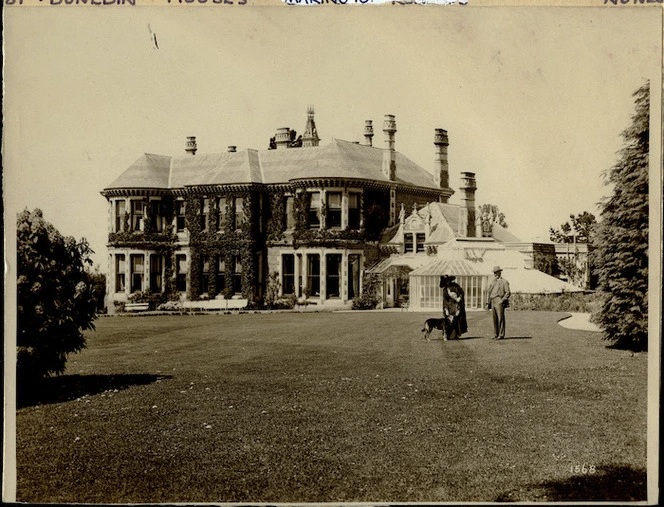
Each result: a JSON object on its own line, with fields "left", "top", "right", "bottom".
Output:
{"left": 493, "top": 265, "right": 503, "bottom": 273}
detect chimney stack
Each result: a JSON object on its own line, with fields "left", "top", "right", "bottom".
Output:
{"left": 434, "top": 129, "right": 449, "bottom": 189}
{"left": 382, "top": 114, "right": 397, "bottom": 181}
{"left": 364, "top": 120, "right": 374, "bottom": 147}
{"left": 185, "top": 136, "right": 197, "bottom": 156}
{"left": 460, "top": 172, "right": 477, "bottom": 238}
{"left": 275, "top": 127, "right": 291, "bottom": 150}
{"left": 227, "top": 146, "right": 237, "bottom": 153}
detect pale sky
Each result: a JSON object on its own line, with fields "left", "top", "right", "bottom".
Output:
{"left": 4, "top": 6, "right": 660, "bottom": 269}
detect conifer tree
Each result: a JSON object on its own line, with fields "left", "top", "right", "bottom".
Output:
{"left": 593, "top": 82, "right": 649, "bottom": 350}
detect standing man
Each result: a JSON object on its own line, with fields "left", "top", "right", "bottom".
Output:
{"left": 439, "top": 275, "right": 468, "bottom": 340}
{"left": 487, "top": 266, "right": 511, "bottom": 340}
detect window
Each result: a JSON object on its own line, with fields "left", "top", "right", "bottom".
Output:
{"left": 131, "top": 201, "right": 144, "bottom": 232}
{"left": 284, "top": 196, "right": 295, "bottom": 230}
{"left": 149, "top": 254, "right": 162, "bottom": 292}
{"left": 149, "top": 201, "right": 163, "bottom": 233}
{"left": 234, "top": 197, "right": 244, "bottom": 230}
{"left": 216, "top": 256, "right": 226, "bottom": 295}
{"left": 115, "top": 254, "right": 125, "bottom": 293}
{"left": 175, "top": 201, "right": 186, "bottom": 232}
{"left": 218, "top": 197, "right": 227, "bottom": 231}
{"left": 202, "top": 257, "right": 210, "bottom": 294}
{"left": 348, "top": 254, "right": 361, "bottom": 299}
{"left": 326, "top": 254, "right": 342, "bottom": 299}
{"left": 306, "top": 254, "right": 320, "bottom": 297}
{"left": 176, "top": 255, "right": 187, "bottom": 292}
{"left": 232, "top": 255, "right": 242, "bottom": 295}
{"left": 282, "top": 254, "right": 295, "bottom": 295}
{"left": 404, "top": 233, "right": 414, "bottom": 253}
{"left": 326, "top": 193, "right": 342, "bottom": 229}
{"left": 200, "top": 198, "right": 210, "bottom": 231}
{"left": 307, "top": 192, "right": 321, "bottom": 229}
{"left": 348, "top": 193, "right": 361, "bottom": 230}
{"left": 416, "top": 233, "right": 426, "bottom": 253}
{"left": 130, "top": 254, "right": 144, "bottom": 293}
{"left": 115, "top": 201, "right": 125, "bottom": 232}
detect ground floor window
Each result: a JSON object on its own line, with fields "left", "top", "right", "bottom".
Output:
{"left": 326, "top": 254, "right": 342, "bottom": 298}
{"left": 202, "top": 257, "right": 210, "bottom": 294}
{"left": 150, "top": 254, "right": 162, "bottom": 292}
{"left": 348, "top": 254, "right": 361, "bottom": 299}
{"left": 115, "top": 254, "right": 125, "bottom": 293}
{"left": 130, "top": 254, "right": 144, "bottom": 293}
{"left": 216, "top": 256, "right": 226, "bottom": 295}
{"left": 176, "top": 254, "right": 187, "bottom": 292}
{"left": 282, "top": 254, "right": 295, "bottom": 295}
{"left": 307, "top": 254, "right": 320, "bottom": 297}
{"left": 232, "top": 255, "right": 242, "bottom": 295}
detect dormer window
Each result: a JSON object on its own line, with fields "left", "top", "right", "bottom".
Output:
{"left": 404, "top": 233, "right": 414, "bottom": 253}
{"left": 416, "top": 233, "right": 426, "bottom": 253}
{"left": 326, "top": 192, "right": 342, "bottom": 229}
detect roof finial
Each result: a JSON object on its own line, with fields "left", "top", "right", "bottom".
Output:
{"left": 302, "top": 105, "right": 320, "bottom": 148}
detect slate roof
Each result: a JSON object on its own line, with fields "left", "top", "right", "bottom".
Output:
{"left": 104, "top": 139, "right": 440, "bottom": 191}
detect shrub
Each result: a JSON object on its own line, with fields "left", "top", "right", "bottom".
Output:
{"left": 127, "top": 290, "right": 168, "bottom": 311}
{"left": 157, "top": 301, "right": 183, "bottom": 312}
{"left": 508, "top": 292, "right": 598, "bottom": 312}
{"left": 17, "top": 209, "right": 98, "bottom": 388}
{"left": 351, "top": 293, "right": 379, "bottom": 310}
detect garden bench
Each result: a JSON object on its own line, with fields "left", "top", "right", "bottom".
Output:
{"left": 125, "top": 302, "right": 150, "bottom": 312}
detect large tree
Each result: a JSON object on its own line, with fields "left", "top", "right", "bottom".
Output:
{"left": 478, "top": 203, "right": 508, "bottom": 228}
{"left": 593, "top": 82, "right": 649, "bottom": 351}
{"left": 17, "top": 209, "right": 98, "bottom": 386}
{"left": 549, "top": 211, "right": 596, "bottom": 243}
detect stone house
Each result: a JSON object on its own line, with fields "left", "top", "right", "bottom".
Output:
{"left": 101, "top": 108, "right": 463, "bottom": 311}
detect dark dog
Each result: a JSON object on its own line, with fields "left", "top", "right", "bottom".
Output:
{"left": 421, "top": 318, "right": 446, "bottom": 341}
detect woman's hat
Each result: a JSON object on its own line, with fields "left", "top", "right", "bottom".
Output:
{"left": 439, "top": 274, "right": 456, "bottom": 287}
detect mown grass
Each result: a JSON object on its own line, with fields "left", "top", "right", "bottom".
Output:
{"left": 16, "top": 311, "right": 647, "bottom": 503}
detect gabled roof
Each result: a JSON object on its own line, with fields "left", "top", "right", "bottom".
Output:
{"left": 104, "top": 139, "right": 442, "bottom": 191}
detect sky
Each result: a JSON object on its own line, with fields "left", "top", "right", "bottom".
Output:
{"left": 4, "top": 6, "right": 661, "bottom": 270}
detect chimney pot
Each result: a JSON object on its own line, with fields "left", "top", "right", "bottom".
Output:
{"left": 185, "top": 136, "right": 197, "bottom": 156}
{"left": 364, "top": 120, "right": 374, "bottom": 147}
{"left": 227, "top": 146, "right": 237, "bottom": 153}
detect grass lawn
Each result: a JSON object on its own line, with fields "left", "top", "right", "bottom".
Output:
{"left": 16, "top": 310, "right": 647, "bottom": 503}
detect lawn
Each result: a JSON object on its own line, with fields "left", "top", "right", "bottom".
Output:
{"left": 16, "top": 310, "right": 648, "bottom": 503}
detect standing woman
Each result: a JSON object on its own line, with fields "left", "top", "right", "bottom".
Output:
{"left": 487, "top": 265, "right": 511, "bottom": 340}
{"left": 439, "top": 275, "right": 468, "bottom": 340}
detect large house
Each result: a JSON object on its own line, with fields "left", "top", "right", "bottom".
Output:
{"left": 101, "top": 109, "right": 464, "bottom": 311}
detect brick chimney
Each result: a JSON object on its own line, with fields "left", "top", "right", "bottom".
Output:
{"left": 275, "top": 127, "right": 291, "bottom": 150}
{"left": 434, "top": 129, "right": 449, "bottom": 189}
{"left": 227, "top": 146, "right": 237, "bottom": 153}
{"left": 460, "top": 172, "right": 477, "bottom": 238}
{"left": 185, "top": 136, "right": 197, "bottom": 156}
{"left": 382, "top": 114, "right": 397, "bottom": 181}
{"left": 364, "top": 120, "right": 374, "bottom": 147}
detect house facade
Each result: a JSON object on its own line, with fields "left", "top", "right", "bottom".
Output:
{"left": 101, "top": 109, "right": 458, "bottom": 311}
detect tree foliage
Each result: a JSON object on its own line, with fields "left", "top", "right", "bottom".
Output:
{"left": 592, "top": 82, "right": 649, "bottom": 351}
{"left": 478, "top": 204, "right": 508, "bottom": 228}
{"left": 17, "top": 209, "right": 98, "bottom": 386}
{"left": 549, "top": 211, "right": 596, "bottom": 243}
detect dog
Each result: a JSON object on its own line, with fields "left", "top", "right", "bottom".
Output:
{"left": 421, "top": 317, "right": 446, "bottom": 341}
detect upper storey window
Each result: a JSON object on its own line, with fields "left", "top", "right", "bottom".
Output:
{"left": 131, "top": 201, "right": 144, "bottom": 232}
{"left": 348, "top": 193, "right": 361, "bottom": 230}
{"left": 284, "top": 196, "right": 295, "bottom": 230}
{"left": 115, "top": 200, "right": 125, "bottom": 232}
{"left": 233, "top": 197, "right": 245, "bottom": 230}
{"left": 308, "top": 192, "right": 321, "bottom": 229}
{"left": 218, "top": 197, "right": 227, "bottom": 231}
{"left": 200, "top": 198, "right": 210, "bottom": 231}
{"left": 326, "top": 192, "right": 342, "bottom": 229}
{"left": 404, "top": 233, "right": 414, "bottom": 253}
{"left": 416, "top": 233, "right": 426, "bottom": 253}
{"left": 175, "top": 201, "right": 186, "bottom": 232}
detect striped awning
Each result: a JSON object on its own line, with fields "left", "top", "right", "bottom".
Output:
{"left": 409, "top": 258, "right": 484, "bottom": 277}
